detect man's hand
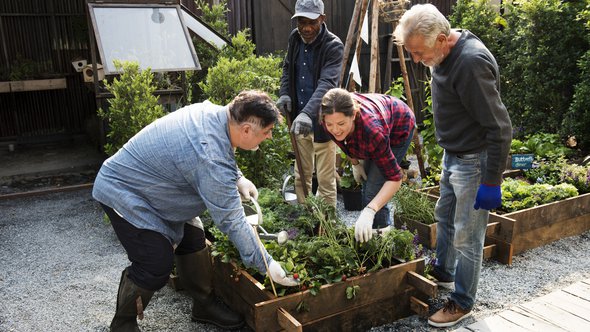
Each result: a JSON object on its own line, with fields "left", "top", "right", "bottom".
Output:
{"left": 276, "top": 95, "right": 291, "bottom": 115}
{"left": 237, "top": 176, "right": 258, "bottom": 201}
{"left": 474, "top": 184, "right": 501, "bottom": 210}
{"left": 352, "top": 160, "right": 367, "bottom": 184}
{"left": 268, "top": 259, "right": 298, "bottom": 286}
{"left": 355, "top": 207, "right": 376, "bottom": 243}
{"left": 291, "top": 113, "right": 313, "bottom": 136}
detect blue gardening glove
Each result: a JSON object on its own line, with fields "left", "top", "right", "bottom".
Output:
{"left": 276, "top": 95, "right": 291, "bottom": 115}
{"left": 291, "top": 113, "right": 313, "bottom": 137}
{"left": 474, "top": 184, "right": 502, "bottom": 210}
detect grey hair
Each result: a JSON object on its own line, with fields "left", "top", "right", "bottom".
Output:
{"left": 393, "top": 4, "right": 450, "bottom": 48}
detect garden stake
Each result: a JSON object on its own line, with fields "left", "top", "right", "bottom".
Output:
{"left": 284, "top": 105, "right": 309, "bottom": 198}
{"left": 248, "top": 197, "right": 278, "bottom": 297}
{"left": 252, "top": 226, "right": 278, "bottom": 297}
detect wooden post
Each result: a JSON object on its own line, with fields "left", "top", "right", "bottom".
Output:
{"left": 368, "top": 0, "right": 380, "bottom": 93}
{"left": 396, "top": 42, "right": 427, "bottom": 179}
{"left": 339, "top": 0, "right": 365, "bottom": 86}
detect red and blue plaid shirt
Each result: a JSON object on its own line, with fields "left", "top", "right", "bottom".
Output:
{"left": 325, "top": 93, "right": 415, "bottom": 181}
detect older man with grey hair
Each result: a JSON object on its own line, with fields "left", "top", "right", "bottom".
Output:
{"left": 394, "top": 3, "right": 512, "bottom": 328}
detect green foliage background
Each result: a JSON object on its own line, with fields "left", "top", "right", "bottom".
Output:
{"left": 449, "top": 0, "right": 589, "bottom": 150}
{"left": 98, "top": 60, "right": 165, "bottom": 156}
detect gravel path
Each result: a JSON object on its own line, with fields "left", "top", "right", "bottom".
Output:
{"left": 1, "top": 189, "right": 589, "bottom": 332}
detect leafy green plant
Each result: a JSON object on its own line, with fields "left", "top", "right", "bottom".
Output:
{"left": 98, "top": 60, "right": 165, "bottom": 156}
{"left": 187, "top": 0, "right": 230, "bottom": 103}
{"left": 500, "top": 177, "right": 578, "bottom": 213}
{"left": 500, "top": 0, "right": 587, "bottom": 138}
{"left": 560, "top": 163, "right": 590, "bottom": 194}
{"left": 511, "top": 133, "right": 573, "bottom": 159}
{"left": 198, "top": 30, "right": 290, "bottom": 188}
{"left": 392, "top": 185, "right": 436, "bottom": 225}
{"left": 209, "top": 189, "right": 423, "bottom": 297}
{"left": 337, "top": 149, "right": 361, "bottom": 190}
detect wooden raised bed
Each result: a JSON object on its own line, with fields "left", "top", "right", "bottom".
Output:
{"left": 212, "top": 256, "right": 437, "bottom": 331}
{"left": 489, "top": 192, "right": 590, "bottom": 262}
{"left": 412, "top": 175, "right": 590, "bottom": 265}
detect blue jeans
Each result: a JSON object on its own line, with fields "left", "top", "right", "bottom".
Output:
{"left": 362, "top": 128, "right": 414, "bottom": 228}
{"left": 434, "top": 151, "right": 489, "bottom": 310}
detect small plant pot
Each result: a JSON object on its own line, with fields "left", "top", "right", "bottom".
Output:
{"left": 341, "top": 187, "right": 363, "bottom": 211}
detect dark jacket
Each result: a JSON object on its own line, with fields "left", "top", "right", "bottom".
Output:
{"left": 279, "top": 23, "right": 344, "bottom": 143}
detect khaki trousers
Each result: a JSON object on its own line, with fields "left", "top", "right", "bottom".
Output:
{"left": 293, "top": 134, "right": 337, "bottom": 207}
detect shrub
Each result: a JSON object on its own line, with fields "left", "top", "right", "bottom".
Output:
{"left": 562, "top": 4, "right": 590, "bottom": 150}
{"left": 98, "top": 60, "right": 165, "bottom": 156}
{"left": 500, "top": 0, "right": 587, "bottom": 138}
{"left": 199, "top": 30, "right": 290, "bottom": 188}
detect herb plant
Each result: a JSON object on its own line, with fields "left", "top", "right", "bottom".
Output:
{"left": 209, "top": 188, "right": 423, "bottom": 297}
{"left": 392, "top": 184, "right": 436, "bottom": 225}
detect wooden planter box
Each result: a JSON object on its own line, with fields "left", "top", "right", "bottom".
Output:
{"left": 394, "top": 190, "right": 438, "bottom": 249}
{"left": 488, "top": 192, "right": 590, "bottom": 264}
{"left": 413, "top": 177, "right": 590, "bottom": 265}
{"left": 212, "top": 257, "right": 437, "bottom": 331}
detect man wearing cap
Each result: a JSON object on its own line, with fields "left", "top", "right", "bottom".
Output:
{"left": 276, "top": 0, "right": 344, "bottom": 208}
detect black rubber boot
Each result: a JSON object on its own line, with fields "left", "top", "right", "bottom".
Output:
{"left": 110, "top": 268, "right": 155, "bottom": 332}
{"left": 175, "top": 246, "right": 244, "bottom": 330}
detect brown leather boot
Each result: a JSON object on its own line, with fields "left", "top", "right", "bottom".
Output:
{"left": 175, "top": 246, "right": 244, "bottom": 329}
{"left": 110, "top": 268, "right": 154, "bottom": 332}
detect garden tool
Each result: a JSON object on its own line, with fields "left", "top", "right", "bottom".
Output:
{"left": 284, "top": 105, "right": 308, "bottom": 198}
{"left": 281, "top": 171, "right": 298, "bottom": 205}
{"left": 244, "top": 197, "right": 289, "bottom": 245}
{"left": 244, "top": 196, "right": 278, "bottom": 296}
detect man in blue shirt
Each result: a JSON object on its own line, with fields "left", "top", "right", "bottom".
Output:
{"left": 277, "top": 0, "right": 344, "bottom": 208}
{"left": 93, "top": 90, "right": 297, "bottom": 331}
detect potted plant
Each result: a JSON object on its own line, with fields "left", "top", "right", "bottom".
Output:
{"left": 337, "top": 149, "right": 363, "bottom": 211}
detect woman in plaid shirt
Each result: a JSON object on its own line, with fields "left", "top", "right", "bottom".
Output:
{"left": 320, "top": 88, "right": 415, "bottom": 243}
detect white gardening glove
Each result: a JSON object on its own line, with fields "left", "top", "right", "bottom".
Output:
{"left": 267, "top": 259, "right": 298, "bottom": 286}
{"left": 237, "top": 176, "right": 258, "bottom": 201}
{"left": 291, "top": 113, "right": 313, "bottom": 136}
{"left": 355, "top": 207, "right": 376, "bottom": 243}
{"left": 352, "top": 160, "right": 367, "bottom": 184}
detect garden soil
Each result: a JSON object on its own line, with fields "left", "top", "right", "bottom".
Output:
{"left": 1, "top": 188, "right": 589, "bottom": 332}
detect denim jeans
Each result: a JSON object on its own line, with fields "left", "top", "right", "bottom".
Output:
{"left": 433, "top": 151, "right": 489, "bottom": 310}
{"left": 362, "top": 128, "right": 414, "bottom": 228}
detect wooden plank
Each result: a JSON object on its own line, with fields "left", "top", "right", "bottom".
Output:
{"left": 517, "top": 299, "right": 590, "bottom": 331}
{"left": 538, "top": 291, "right": 590, "bottom": 320}
{"left": 484, "top": 236, "right": 513, "bottom": 265}
{"left": 277, "top": 307, "right": 302, "bottom": 332}
{"left": 0, "top": 81, "right": 10, "bottom": 93}
{"left": 487, "top": 213, "right": 516, "bottom": 243}
{"left": 394, "top": 217, "right": 436, "bottom": 249}
{"left": 301, "top": 287, "right": 417, "bottom": 331}
{"left": 409, "top": 295, "right": 429, "bottom": 317}
{"left": 462, "top": 314, "right": 531, "bottom": 332}
{"left": 497, "top": 309, "right": 566, "bottom": 331}
{"left": 482, "top": 244, "right": 497, "bottom": 260}
{"left": 504, "top": 193, "right": 590, "bottom": 234}
{"left": 9, "top": 78, "right": 67, "bottom": 92}
{"left": 511, "top": 213, "right": 590, "bottom": 254}
{"left": 562, "top": 281, "right": 590, "bottom": 301}
{"left": 251, "top": 259, "right": 424, "bottom": 331}
{"left": 407, "top": 271, "right": 437, "bottom": 298}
